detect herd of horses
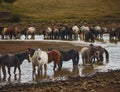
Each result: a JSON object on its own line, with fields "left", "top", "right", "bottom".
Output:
{"left": 0, "top": 25, "right": 120, "bottom": 42}
{"left": 0, "top": 26, "right": 36, "bottom": 39}
{"left": 43, "top": 25, "right": 120, "bottom": 42}
{"left": 0, "top": 44, "right": 109, "bottom": 80}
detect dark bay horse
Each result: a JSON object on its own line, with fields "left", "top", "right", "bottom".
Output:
{"left": 59, "top": 49, "right": 79, "bottom": 69}
{"left": 0, "top": 51, "right": 30, "bottom": 77}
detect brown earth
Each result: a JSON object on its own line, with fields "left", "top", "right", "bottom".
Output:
{"left": 0, "top": 41, "right": 120, "bottom": 92}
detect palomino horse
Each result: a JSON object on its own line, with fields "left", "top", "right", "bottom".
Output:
{"left": 79, "top": 25, "right": 90, "bottom": 40}
{"left": 59, "top": 49, "right": 79, "bottom": 69}
{"left": 72, "top": 25, "right": 80, "bottom": 40}
{"left": 26, "top": 27, "right": 36, "bottom": 39}
{"left": 29, "top": 48, "right": 48, "bottom": 75}
{"left": 0, "top": 51, "right": 30, "bottom": 77}
{"left": 43, "top": 27, "right": 53, "bottom": 39}
{"left": 81, "top": 45, "right": 98, "bottom": 66}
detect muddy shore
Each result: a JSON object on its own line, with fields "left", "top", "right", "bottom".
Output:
{"left": 0, "top": 41, "right": 120, "bottom": 92}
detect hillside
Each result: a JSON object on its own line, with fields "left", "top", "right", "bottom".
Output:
{"left": 0, "top": 0, "right": 120, "bottom": 22}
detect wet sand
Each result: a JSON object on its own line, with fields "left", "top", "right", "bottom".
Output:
{"left": 0, "top": 41, "right": 120, "bottom": 92}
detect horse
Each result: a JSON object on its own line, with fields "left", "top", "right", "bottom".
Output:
{"left": 29, "top": 48, "right": 48, "bottom": 75}
{"left": 43, "top": 27, "right": 53, "bottom": 39}
{"left": 84, "top": 31, "right": 95, "bottom": 42}
{"left": 92, "top": 45, "right": 109, "bottom": 63}
{"left": 26, "top": 27, "right": 36, "bottom": 39}
{"left": 47, "top": 50, "right": 61, "bottom": 70}
{"left": 1, "top": 26, "right": 13, "bottom": 39}
{"left": 109, "top": 27, "right": 120, "bottom": 40}
{"left": 72, "top": 25, "right": 80, "bottom": 40}
{"left": 0, "top": 51, "right": 30, "bottom": 77}
{"left": 27, "top": 48, "right": 61, "bottom": 71}
{"left": 81, "top": 45, "right": 98, "bottom": 66}
{"left": 79, "top": 25, "right": 90, "bottom": 40}
{"left": 0, "top": 26, "right": 4, "bottom": 39}
{"left": 60, "top": 26, "right": 73, "bottom": 40}
{"left": 90, "top": 26, "right": 104, "bottom": 39}
{"left": 59, "top": 49, "right": 79, "bottom": 69}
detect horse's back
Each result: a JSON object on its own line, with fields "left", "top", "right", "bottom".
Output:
{"left": 81, "top": 47, "right": 89, "bottom": 57}
{"left": 28, "top": 27, "right": 36, "bottom": 33}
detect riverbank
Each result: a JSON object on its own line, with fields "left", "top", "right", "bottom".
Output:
{"left": 0, "top": 70, "right": 120, "bottom": 92}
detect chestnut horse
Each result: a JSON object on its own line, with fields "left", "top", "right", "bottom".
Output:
{"left": 47, "top": 50, "right": 61, "bottom": 70}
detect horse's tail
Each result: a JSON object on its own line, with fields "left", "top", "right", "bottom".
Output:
{"left": 104, "top": 48, "right": 109, "bottom": 61}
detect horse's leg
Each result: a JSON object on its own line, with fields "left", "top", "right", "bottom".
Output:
{"left": 38, "top": 65, "right": 42, "bottom": 75}
{"left": 53, "top": 62, "right": 56, "bottom": 70}
{"left": 32, "top": 64, "right": 35, "bottom": 75}
{"left": 1, "top": 65, "right": 6, "bottom": 80}
{"left": 7, "top": 67, "right": 11, "bottom": 76}
{"left": 44, "top": 64, "right": 47, "bottom": 73}
{"left": 14, "top": 67, "right": 17, "bottom": 75}
{"left": 58, "top": 60, "right": 63, "bottom": 70}
{"left": 18, "top": 66, "right": 21, "bottom": 75}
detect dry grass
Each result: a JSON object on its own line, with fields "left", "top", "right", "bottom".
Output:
{"left": 0, "top": 0, "right": 120, "bottom": 21}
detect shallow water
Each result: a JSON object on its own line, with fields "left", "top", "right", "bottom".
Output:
{"left": 0, "top": 34, "right": 120, "bottom": 85}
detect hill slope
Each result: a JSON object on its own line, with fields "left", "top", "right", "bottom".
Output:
{"left": 0, "top": 0, "right": 120, "bottom": 21}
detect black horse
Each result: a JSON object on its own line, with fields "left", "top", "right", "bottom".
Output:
{"left": 59, "top": 49, "right": 79, "bottom": 69}
{"left": 109, "top": 27, "right": 120, "bottom": 40}
{"left": 0, "top": 51, "right": 30, "bottom": 77}
{"left": 0, "top": 26, "right": 4, "bottom": 37}
{"left": 84, "top": 31, "right": 95, "bottom": 42}
{"left": 60, "top": 26, "right": 73, "bottom": 40}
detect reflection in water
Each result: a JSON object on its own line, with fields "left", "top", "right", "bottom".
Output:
{"left": 54, "top": 66, "right": 79, "bottom": 77}
{"left": 32, "top": 71, "right": 50, "bottom": 81}
{"left": 0, "top": 74, "right": 21, "bottom": 83}
{"left": 81, "top": 65, "right": 94, "bottom": 76}
{"left": 109, "top": 39, "right": 118, "bottom": 44}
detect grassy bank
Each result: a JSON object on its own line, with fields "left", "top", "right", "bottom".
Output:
{"left": 0, "top": 0, "right": 120, "bottom": 22}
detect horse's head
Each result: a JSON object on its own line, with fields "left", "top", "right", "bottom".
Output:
{"left": 27, "top": 48, "right": 35, "bottom": 57}
{"left": 29, "top": 48, "right": 42, "bottom": 62}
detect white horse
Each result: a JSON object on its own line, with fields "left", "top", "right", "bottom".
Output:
{"left": 72, "top": 25, "right": 80, "bottom": 40}
{"left": 27, "top": 27, "right": 36, "bottom": 39}
{"left": 79, "top": 25, "right": 90, "bottom": 40}
{"left": 29, "top": 48, "right": 48, "bottom": 75}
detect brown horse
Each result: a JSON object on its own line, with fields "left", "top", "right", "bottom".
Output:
{"left": 89, "top": 44, "right": 109, "bottom": 63}
{"left": 47, "top": 50, "right": 61, "bottom": 70}
{"left": 1, "top": 26, "right": 20, "bottom": 39}
{"left": 94, "top": 46, "right": 109, "bottom": 62}
{"left": 2, "top": 27, "right": 12, "bottom": 39}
